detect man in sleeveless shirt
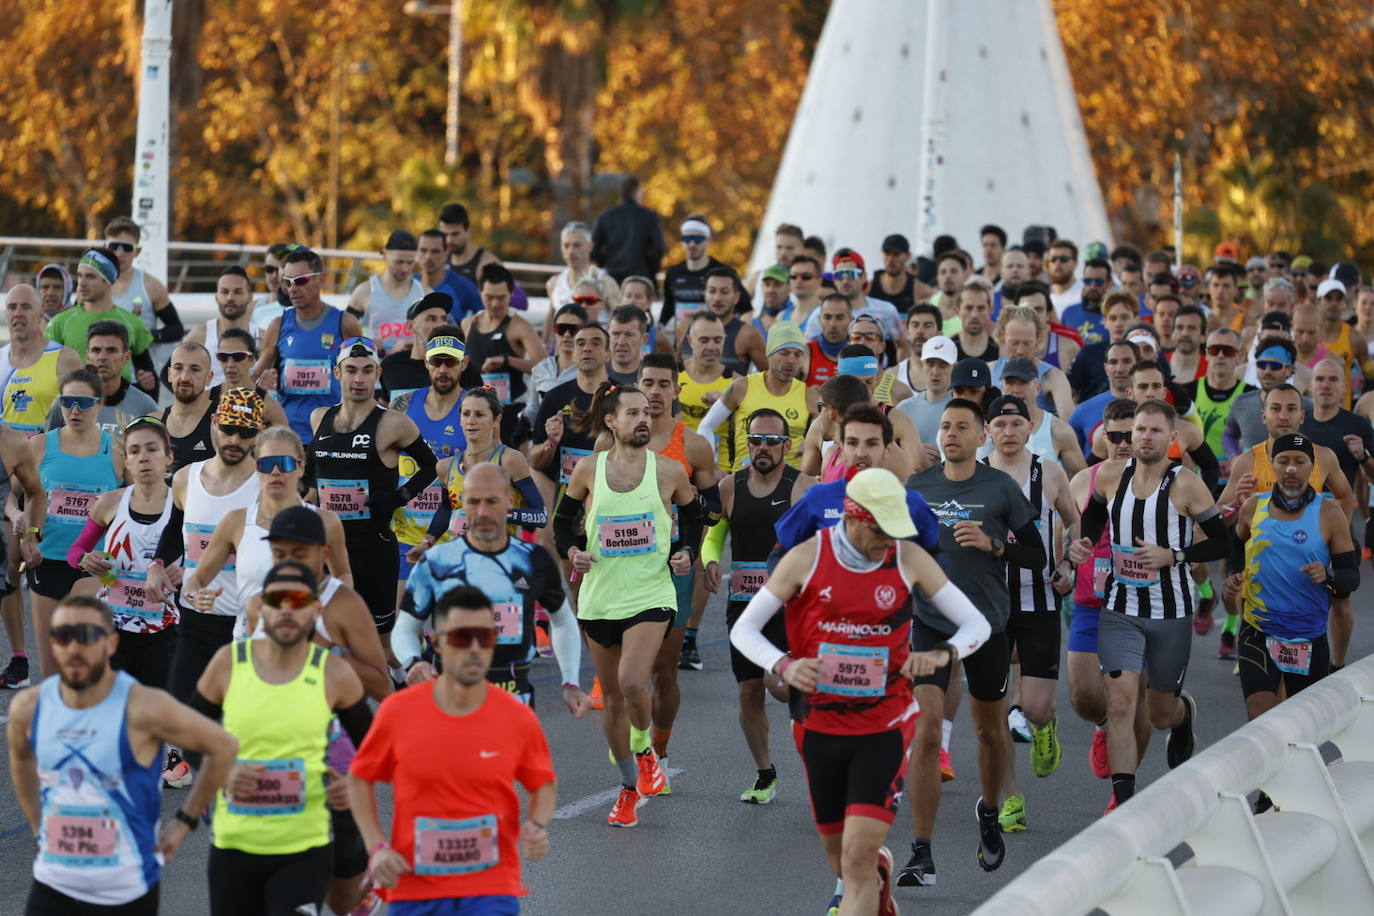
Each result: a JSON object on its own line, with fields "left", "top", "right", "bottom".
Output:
{"left": 254, "top": 247, "right": 364, "bottom": 444}
{"left": 0, "top": 406, "right": 52, "bottom": 691}
{"left": 530, "top": 325, "right": 610, "bottom": 512}
{"left": 184, "top": 266, "right": 257, "bottom": 388}
{"left": 554, "top": 386, "right": 704, "bottom": 828}
{"left": 161, "top": 342, "right": 217, "bottom": 472}
{"left": 104, "top": 216, "right": 185, "bottom": 379}
{"left": 7, "top": 594, "right": 237, "bottom": 916}
{"left": 462, "top": 264, "right": 546, "bottom": 445}
{"left": 678, "top": 312, "right": 736, "bottom": 467}
{"left": 347, "top": 230, "right": 425, "bottom": 356}
{"left": 803, "top": 294, "right": 852, "bottom": 388}
{"left": 676, "top": 267, "right": 765, "bottom": 373}
{"left": 991, "top": 358, "right": 1086, "bottom": 475}
{"left": 1071, "top": 399, "right": 1231, "bottom": 810}
{"left": 702, "top": 408, "right": 815, "bottom": 805}
{"left": 440, "top": 203, "right": 499, "bottom": 283}
{"left": 545, "top": 221, "right": 621, "bottom": 315}
{"left": 1316, "top": 277, "right": 1373, "bottom": 407}
{"left": 870, "top": 234, "right": 918, "bottom": 315}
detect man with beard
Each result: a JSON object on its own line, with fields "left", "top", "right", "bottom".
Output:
{"left": 952, "top": 276, "right": 999, "bottom": 364}
{"left": 1059, "top": 257, "right": 1112, "bottom": 347}
{"left": 677, "top": 267, "right": 766, "bottom": 374}
{"left": 555, "top": 385, "right": 702, "bottom": 828}
{"left": 193, "top": 562, "right": 372, "bottom": 916}
{"left": 35, "top": 264, "right": 72, "bottom": 320}
{"left": 1047, "top": 240, "right": 1085, "bottom": 314}
{"left": 207, "top": 328, "right": 289, "bottom": 428}
{"left": 186, "top": 266, "right": 258, "bottom": 388}
{"left": 159, "top": 342, "right": 217, "bottom": 471}
{"left": 379, "top": 295, "right": 470, "bottom": 401}
{"left": 1164, "top": 304, "right": 1208, "bottom": 384}
{"left": 803, "top": 293, "right": 853, "bottom": 388}
{"left": 7, "top": 594, "right": 237, "bottom": 914}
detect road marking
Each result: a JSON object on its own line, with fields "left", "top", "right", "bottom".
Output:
{"left": 553, "top": 768, "right": 684, "bottom": 821}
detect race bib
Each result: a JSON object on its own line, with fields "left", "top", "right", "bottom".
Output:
{"left": 185, "top": 522, "right": 234, "bottom": 571}
{"left": 46, "top": 484, "right": 103, "bottom": 526}
{"left": 43, "top": 804, "right": 119, "bottom": 867}
{"left": 1266, "top": 636, "right": 1313, "bottom": 676}
{"left": 597, "top": 513, "right": 657, "bottom": 557}
{"left": 559, "top": 447, "right": 592, "bottom": 485}
{"left": 817, "top": 642, "right": 889, "bottom": 697}
{"left": 318, "top": 478, "right": 368, "bottom": 520}
{"left": 281, "top": 359, "right": 331, "bottom": 395}
{"left": 491, "top": 596, "right": 523, "bottom": 645}
{"left": 414, "top": 814, "right": 499, "bottom": 875}
{"left": 677, "top": 304, "right": 702, "bottom": 326}
{"left": 729, "top": 561, "right": 768, "bottom": 602}
{"left": 481, "top": 373, "right": 512, "bottom": 405}
{"left": 104, "top": 570, "right": 161, "bottom": 621}
{"left": 449, "top": 509, "right": 468, "bottom": 538}
{"left": 403, "top": 482, "right": 444, "bottom": 525}
{"left": 1111, "top": 544, "right": 1160, "bottom": 589}
{"left": 226, "top": 758, "right": 306, "bottom": 816}
{"left": 1092, "top": 556, "right": 1111, "bottom": 599}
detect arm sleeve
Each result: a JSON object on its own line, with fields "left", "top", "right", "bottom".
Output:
{"left": 1080, "top": 492, "right": 1108, "bottom": 547}
{"left": 675, "top": 497, "right": 705, "bottom": 555}
{"left": 553, "top": 493, "right": 585, "bottom": 558}
{"left": 927, "top": 581, "right": 992, "bottom": 660}
{"left": 1188, "top": 443, "right": 1221, "bottom": 493}
{"left": 153, "top": 304, "right": 185, "bottom": 343}
{"left": 702, "top": 516, "right": 730, "bottom": 566}
{"left": 153, "top": 505, "right": 185, "bottom": 565}
{"left": 1332, "top": 549, "right": 1360, "bottom": 597}
{"left": 399, "top": 436, "right": 439, "bottom": 501}
{"left": 1226, "top": 524, "right": 1247, "bottom": 576}
{"left": 509, "top": 476, "right": 547, "bottom": 528}
{"left": 66, "top": 519, "right": 109, "bottom": 569}
{"left": 336, "top": 696, "right": 374, "bottom": 749}
{"left": 1181, "top": 511, "right": 1231, "bottom": 562}
{"left": 728, "top": 586, "right": 787, "bottom": 674}
{"left": 695, "top": 398, "right": 732, "bottom": 449}
{"left": 697, "top": 481, "right": 722, "bottom": 526}
{"left": 427, "top": 495, "right": 452, "bottom": 540}
{"left": 1000, "top": 518, "right": 1047, "bottom": 570}
{"left": 548, "top": 599, "right": 582, "bottom": 685}
{"left": 391, "top": 602, "right": 426, "bottom": 668}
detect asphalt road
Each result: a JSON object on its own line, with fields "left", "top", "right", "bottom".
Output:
{"left": 2, "top": 577, "right": 1371, "bottom": 916}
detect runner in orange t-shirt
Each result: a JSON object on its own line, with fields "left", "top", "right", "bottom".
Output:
{"left": 348, "top": 584, "right": 557, "bottom": 913}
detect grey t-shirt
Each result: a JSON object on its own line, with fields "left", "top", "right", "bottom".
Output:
{"left": 46, "top": 380, "right": 159, "bottom": 439}
{"left": 906, "top": 462, "right": 1037, "bottom": 635}
{"left": 1225, "top": 389, "right": 1313, "bottom": 456}
{"left": 894, "top": 392, "right": 951, "bottom": 453}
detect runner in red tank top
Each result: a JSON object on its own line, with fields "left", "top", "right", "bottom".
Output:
{"left": 731, "top": 468, "right": 989, "bottom": 916}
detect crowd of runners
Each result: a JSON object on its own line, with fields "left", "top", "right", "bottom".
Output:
{"left": 1, "top": 205, "right": 1369, "bottom": 915}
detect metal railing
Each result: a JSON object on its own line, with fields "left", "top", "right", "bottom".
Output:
{"left": 973, "top": 656, "right": 1374, "bottom": 916}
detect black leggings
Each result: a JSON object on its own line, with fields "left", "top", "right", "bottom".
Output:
{"left": 167, "top": 611, "right": 237, "bottom": 702}
{"left": 111, "top": 627, "right": 175, "bottom": 689}
{"left": 208, "top": 844, "right": 332, "bottom": 916}
{"left": 26, "top": 881, "right": 158, "bottom": 915}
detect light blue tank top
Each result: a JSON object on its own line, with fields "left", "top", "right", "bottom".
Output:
{"left": 1243, "top": 496, "right": 1331, "bottom": 640}
{"left": 277, "top": 306, "right": 344, "bottom": 443}
{"left": 40, "top": 429, "right": 120, "bottom": 562}
{"left": 31, "top": 672, "right": 161, "bottom": 905}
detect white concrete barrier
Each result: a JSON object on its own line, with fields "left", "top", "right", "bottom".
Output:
{"left": 971, "top": 658, "right": 1374, "bottom": 916}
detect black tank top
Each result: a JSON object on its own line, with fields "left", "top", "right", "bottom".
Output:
{"left": 454, "top": 246, "right": 488, "bottom": 283}
{"left": 869, "top": 271, "right": 916, "bottom": 314}
{"left": 721, "top": 317, "right": 747, "bottom": 375}
{"left": 161, "top": 400, "right": 216, "bottom": 473}
{"left": 730, "top": 464, "right": 800, "bottom": 571}
{"left": 464, "top": 314, "right": 527, "bottom": 404}
{"left": 309, "top": 405, "right": 398, "bottom": 536}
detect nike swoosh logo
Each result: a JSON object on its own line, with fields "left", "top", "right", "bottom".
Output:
{"left": 771, "top": 499, "right": 787, "bottom": 506}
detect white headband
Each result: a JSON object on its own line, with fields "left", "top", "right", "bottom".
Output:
{"left": 680, "top": 219, "right": 711, "bottom": 238}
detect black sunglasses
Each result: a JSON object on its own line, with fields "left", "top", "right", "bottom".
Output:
{"left": 218, "top": 424, "right": 260, "bottom": 440}
{"left": 1105, "top": 430, "right": 1132, "bottom": 444}
{"left": 747, "top": 434, "right": 788, "bottom": 447}
{"left": 51, "top": 623, "right": 111, "bottom": 646}
{"left": 105, "top": 241, "right": 136, "bottom": 254}
{"left": 217, "top": 351, "right": 252, "bottom": 363}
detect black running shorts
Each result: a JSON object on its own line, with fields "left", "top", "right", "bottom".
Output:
{"left": 911, "top": 622, "right": 1011, "bottom": 702}
{"left": 792, "top": 720, "right": 916, "bottom": 835}
{"left": 1006, "top": 612, "right": 1061, "bottom": 680}
{"left": 1238, "top": 621, "right": 1330, "bottom": 700}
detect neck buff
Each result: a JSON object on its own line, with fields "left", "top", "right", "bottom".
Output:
{"left": 1270, "top": 484, "right": 1317, "bottom": 513}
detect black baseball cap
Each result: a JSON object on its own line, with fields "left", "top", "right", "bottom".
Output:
{"left": 407, "top": 291, "right": 453, "bottom": 321}
{"left": 1331, "top": 262, "right": 1361, "bottom": 290}
{"left": 985, "top": 394, "right": 1031, "bottom": 422}
{"left": 950, "top": 358, "right": 991, "bottom": 389}
{"left": 882, "top": 233, "right": 911, "bottom": 255}
{"left": 554, "top": 303, "right": 589, "bottom": 324}
{"left": 384, "top": 229, "right": 419, "bottom": 251}
{"left": 264, "top": 506, "right": 327, "bottom": 546}
{"left": 262, "top": 560, "right": 319, "bottom": 594}
{"left": 1000, "top": 357, "right": 1039, "bottom": 382}
{"left": 1260, "top": 311, "right": 1292, "bottom": 332}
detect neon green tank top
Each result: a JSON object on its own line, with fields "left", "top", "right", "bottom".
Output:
{"left": 1194, "top": 380, "right": 1246, "bottom": 459}
{"left": 579, "top": 451, "right": 678, "bottom": 620}
{"left": 213, "top": 640, "right": 333, "bottom": 855}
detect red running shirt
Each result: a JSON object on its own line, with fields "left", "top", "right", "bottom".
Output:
{"left": 785, "top": 526, "right": 917, "bottom": 735}
{"left": 350, "top": 682, "right": 556, "bottom": 902}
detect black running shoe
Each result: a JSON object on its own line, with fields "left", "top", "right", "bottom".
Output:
{"left": 976, "top": 800, "right": 1005, "bottom": 872}
{"left": 896, "top": 840, "right": 936, "bottom": 887}
{"left": 0, "top": 654, "right": 29, "bottom": 688}
{"left": 1166, "top": 690, "right": 1197, "bottom": 769}
{"left": 678, "top": 643, "right": 703, "bottom": 671}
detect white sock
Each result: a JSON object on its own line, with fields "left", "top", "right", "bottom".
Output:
{"left": 835, "top": 878, "right": 844, "bottom": 895}
{"left": 941, "top": 718, "right": 953, "bottom": 751}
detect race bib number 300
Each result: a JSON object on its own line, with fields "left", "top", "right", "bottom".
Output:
{"left": 226, "top": 758, "right": 306, "bottom": 816}
{"left": 414, "top": 814, "right": 499, "bottom": 875}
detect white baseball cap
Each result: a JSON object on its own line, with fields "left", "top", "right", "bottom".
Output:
{"left": 921, "top": 336, "right": 958, "bottom": 365}
{"left": 1317, "top": 278, "right": 1346, "bottom": 299}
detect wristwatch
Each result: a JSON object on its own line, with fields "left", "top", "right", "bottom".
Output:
{"left": 1173, "top": 548, "right": 1186, "bottom": 564}
{"left": 990, "top": 537, "right": 1005, "bottom": 555}
{"left": 173, "top": 809, "right": 199, "bottom": 831}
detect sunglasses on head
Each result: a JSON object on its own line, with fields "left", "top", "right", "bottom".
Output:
{"left": 790, "top": 271, "right": 817, "bottom": 281}
{"left": 1206, "top": 344, "right": 1239, "bottom": 358}
{"left": 1105, "top": 430, "right": 1132, "bottom": 444}
{"left": 217, "top": 350, "right": 252, "bottom": 363}
{"left": 1081, "top": 277, "right": 1108, "bottom": 287}
{"left": 218, "top": 424, "right": 260, "bottom": 440}
{"left": 59, "top": 394, "right": 99, "bottom": 411}
{"left": 51, "top": 623, "right": 110, "bottom": 646}
{"left": 105, "top": 241, "right": 136, "bottom": 254}
{"left": 833, "top": 269, "right": 863, "bottom": 281}
{"left": 681, "top": 235, "right": 707, "bottom": 245}
{"left": 1255, "top": 359, "right": 1287, "bottom": 372}
{"left": 256, "top": 455, "right": 299, "bottom": 474}
{"left": 555, "top": 323, "right": 583, "bottom": 337}
{"left": 427, "top": 355, "right": 460, "bottom": 368}
{"left": 747, "top": 434, "right": 788, "bottom": 447}
{"left": 281, "top": 272, "right": 322, "bottom": 288}
{"left": 261, "top": 589, "right": 316, "bottom": 609}
{"left": 572, "top": 295, "right": 601, "bottom": 306}
{"left": 435, "top": 626, "right": 497, "bottom": 649}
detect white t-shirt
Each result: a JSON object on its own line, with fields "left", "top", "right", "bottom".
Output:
{"left": 1050, "top": 278, "right": 1084, "bottom": 313}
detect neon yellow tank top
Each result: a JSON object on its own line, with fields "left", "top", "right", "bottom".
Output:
{"left": 731, "top": 373, "right": 809, "bottom": 471}
{"left": 213, "top": 640, "right": 333, "bottom": 855}
{"left": 2, "top": 344, "right": 64, "bottom": 436}
{"left": 678, "top": 367, "right": 734, "bottom": 467}
{"left": 874, "top": 371, "right": 896, "bottom": 406}
{"left": 579, "top": 451, "right": 678, "bottom": 620}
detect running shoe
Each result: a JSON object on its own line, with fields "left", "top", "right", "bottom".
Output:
{"left": 896, "top": 840, "right": 936, "bottom": 887}
{"left": 740, "top": 771, "right": 778, "bottom": 804}
{"left": 998, "top": 794, "right": 1027, "bottom": 833}
{"left": 825, "top": 893, "right": 842, "bottom": 916}
{"left": 1103, "top": 792, "right": 1119, "bottom": 815}
{"left": 976, "top": 799, "right": 1005, "bottom": 872}
{"left": 349, "top": 886, "right": 382, "bottom": 915}
{"left": 607, "top": 787, "right": 642, "bottom": 827}
{"left": 656, "top": 754, "right": 672, "bottom": 796}
{"left": 1193, "top": 596, "right": 1216, "bottom": 636}
{"left": 534, "top": 622, "right": 553, "bottom": 658}
{"left": 1217, "top": 630, "right": 1238, "bottom": 660}
{"left": 1166, "top": 690, "right": 1197, "bottom": 769}
{"left": 0, "top": 654, "right": 29, "bottom": 688}
{"left": 589, "top": 677, "right": 604, "bottom": 710}
{"left": 163, "top": 748, "right": 193, "bottom": 789}
{"left": 1090, "top": 726, "right": 1111, "bottom": 779}
{"left": 938, "top": 747, "right": 955, "bottom": 782}
{"left": 678, "top": 642, "right": 703, "bottom": 671}
{"left": 635, "top": 747, "right": 667, "bottom": 797}
{"left": 1007, "top": 704, "right": 1032, "bottom": 743}
{"left": 1030, "top": 716, "right": 1062, "bottom": 777}
{"left": 876, "top": 846, "right": 900, "bottom": 916}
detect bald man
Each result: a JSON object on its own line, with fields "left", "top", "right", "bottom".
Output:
{"left": 159, "top": 341, "right": 218, "bottom": 471}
